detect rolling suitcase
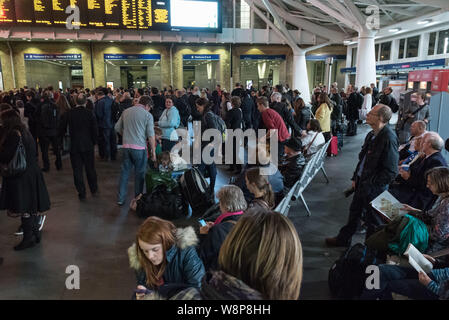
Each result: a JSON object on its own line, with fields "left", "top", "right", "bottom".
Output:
{"left": 179, "top": 167, "right": 215, "bottom": 216}
{"left": 327, "top": 136, "right": 338, "bottom": 157}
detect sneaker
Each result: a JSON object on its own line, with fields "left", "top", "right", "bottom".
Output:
{"left": 14, "top": 226, "right": 23, "bottom": 236}
{"left": 38, "top": 215, "right": 46, "bottom": 231}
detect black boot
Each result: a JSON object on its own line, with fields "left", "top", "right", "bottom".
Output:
{"left": 32, "top": 215, "right": 41, "bottom": 244}
{"left": 14, "top": 216, "right": 36, "bottom": 251}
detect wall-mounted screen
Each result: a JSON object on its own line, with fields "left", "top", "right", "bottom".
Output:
{"left": 0, "top": 0, "right": 221, "bottom": 32}
{"left": 170, "top": 0, "right": 218, "bottom": 30}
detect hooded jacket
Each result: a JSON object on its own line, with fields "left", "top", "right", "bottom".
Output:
{"left": 128, "top": 226, "right": 205, "bottom": 291}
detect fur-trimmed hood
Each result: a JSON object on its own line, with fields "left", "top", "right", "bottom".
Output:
{"left": 128, "top": 226, "right": 198, "bottom": 271}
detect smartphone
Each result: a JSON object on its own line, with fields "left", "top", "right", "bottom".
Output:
{"left": 135, "top": 288, "right": 152, "bottom": 295}
{"left": 198, "top": 219, "right": 207, "bottom": 227}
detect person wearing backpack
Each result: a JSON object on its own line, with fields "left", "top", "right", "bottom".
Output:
{"left": 346, "top": 86, "right": 362, "bottom": 136}
{"left": 225, "top": 96, "right": 244, "bottom": 174}
{"left": 379, "top": 87, "right": 399, "bottom": 113}
{"left": 38, "top": 91, "right": 62, "bottom": 172}
{"left": 195, "top": 98, "right": 220, "bottom": 196}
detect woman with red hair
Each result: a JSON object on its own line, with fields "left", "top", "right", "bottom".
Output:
{"left": 128, "top": 216, "right": 205, "bottom": 299}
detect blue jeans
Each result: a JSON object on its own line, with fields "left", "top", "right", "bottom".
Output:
{"left": 360, "top": 265, "right": 438, "bottom": 300}
{"left": 118, "top": 148, "right": 148, "bottom": 204}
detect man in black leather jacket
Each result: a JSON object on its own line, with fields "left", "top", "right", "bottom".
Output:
{"left": 270, "top": 92, "right": 302, "bottom": 137}
{"left": 326, "top": 104, "right": 399, "bottom": 247}
{"left": 279, "top": 137, "right": 306, "bottom": 193}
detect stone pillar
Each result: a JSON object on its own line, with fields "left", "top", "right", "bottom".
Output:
{"left": 292, "top": 53, "right": 311, "bottom": 105}
{"left": 355, "top": 29, "right": 377, "bottom": 89}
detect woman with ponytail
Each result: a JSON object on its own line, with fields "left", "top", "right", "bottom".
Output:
{"left": 245, "top": 167, "right": 275, "bottom": 210}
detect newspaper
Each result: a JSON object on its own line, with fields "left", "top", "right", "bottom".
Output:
{"left": 370, "top": 190, "right": 408, "bottom": 221}
{"left": 404, "top": 243, "right": 433, "bottom": 274}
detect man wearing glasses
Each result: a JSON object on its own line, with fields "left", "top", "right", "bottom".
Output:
{"left": 326, "top": 104, "right": 399, "bottom": 247}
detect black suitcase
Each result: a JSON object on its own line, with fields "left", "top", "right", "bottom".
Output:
{"left": 180, "top": 167, "right": 215, "bottom": 216}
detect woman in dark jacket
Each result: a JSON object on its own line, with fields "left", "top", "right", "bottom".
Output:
{"left": 226, "top": 96, "right": 244, "bottom": 173}
{"left": 198, "top": 185, "right": 247, "bottom": 271}
{"left": 128, "top": 216, "right": 205, "bottom": 299}
{"left": 195, "top": 98, "right": 218, "bottom": 194}
{"left": 0, "top": 109, "right": 50, "bottom": 250}
{"left": 293, "top": 97, "right": 311, "bottom": 135}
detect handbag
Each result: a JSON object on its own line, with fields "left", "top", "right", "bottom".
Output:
{"left": 0, "top": 132, "right": 27, "bottom": 177}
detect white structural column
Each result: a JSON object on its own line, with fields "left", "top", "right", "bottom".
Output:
{"left": 292, "top": 53, "right": 311, "bottom": 104}
{"left": 355, "top": 29, "right": 377, "bottom": 89}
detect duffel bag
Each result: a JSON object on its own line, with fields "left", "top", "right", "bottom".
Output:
{"left": 136, "top": 184, "right": 188, "bottom": 220}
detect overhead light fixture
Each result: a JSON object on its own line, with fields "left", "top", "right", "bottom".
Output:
{"left": 389, "top": 28, "right": 401, "bottom": 32}
{"left": 418, "top": 19, "right": 432, "bottom": 25}
{"left": 110, "top": 40, "right": 114, "bottom": 43}
{"left": 44, "top": 38, "right": 49, "bottom": 41}
{"left": 186, "top": 41, "right": 190, "bottom": 43}
{"left": 88, "top": 39, "right": 92, "bottom": 41}
{"left": 343, "top": 40, "right": 351, "bottom": 45}
{"left": 22, "top": 38, "right": 27, "bottom": 40}
{"left": 203, "top": 41, "right": 207, "bottom": 43}
{"left": 148, "top": 41, "right": 152, "bottom": 43}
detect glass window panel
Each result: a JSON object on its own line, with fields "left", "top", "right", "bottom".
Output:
{"left": 437, "top": 29, "right": 449, "bottom": 54}
{"left": 398, "top": 39, "right": 405, "bottom": 59}
{"left": 375, "top": 44, "right": 379, "bottom": 61}
{"left": 406, "top": 35, "right": 420, "bottom": 58}
{"left": 380, "top": 42, "right": 391, "bottom": 61}
{"left": 351, "top": 48, "right": 357, "bottom": 67}
{"left": 428, "top": 32, "right": 436, "bottom": 56}
{"left": 222, "top": 0, "right": 233, "bottom": 28}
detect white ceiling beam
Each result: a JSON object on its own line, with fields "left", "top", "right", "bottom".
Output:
{"left": 410, "top": 0, "right": 449, "bottom": 10}
{"left": 248, "top": 1, "right": 295, "bottom": 48}
{"left": 375, "top": 0, "right": 394, "bottom": 21}
{"left": 342, "top": 0, "right": 368, "bottom": 27}
{"left": 381, "top": 7, "right": 416, "bottom": 17}
{"left": 328, "top": 0, "right": 361, "bottom": 27}
{"left": 281, "top": 0, "right": 335, "bottom": 21}
{"left": 259, "top": 0, "right": 302, "bottom": 52}
{"left": 259, "top": 1, "right": 346, "bottom": 41}
{"left": 306, "top": 0, "right": 361, "bottom": 31}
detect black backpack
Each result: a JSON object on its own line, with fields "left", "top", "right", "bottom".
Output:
{"left": 179, "top": 167, "right": 215, "bottom": 217}
{"left": 328, "top": 243, "right": 381, "bottom": 299}
{"left": 135, "top": 184, "right": 188, "bottom": 220}
{"left": 389, "top": 97, "right": 399, "bottom": 113}
{"left": 41, "top": 102, "right": 59, "bottom": 130}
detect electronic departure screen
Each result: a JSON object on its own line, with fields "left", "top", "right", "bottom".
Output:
{"left": 0, "top": 0, "right": 221, "bottom": 32}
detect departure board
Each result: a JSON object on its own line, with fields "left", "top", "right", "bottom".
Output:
{"left": 0, "top": 0, "right": 221, "bottom": 32}
{"left": 0, "top": 0, "right": 15, "bottom": 23}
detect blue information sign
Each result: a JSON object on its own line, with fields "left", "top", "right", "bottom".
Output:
{"left": 183, "top": 54, "right": 220, "bottom": 60}
{"left": 306, "top": 55, "right": 346, "bottom": 61}
{"left": 341, "top": 58, "right": 446, "bottom": 73}
{"left": 104, "top": 54, "right": 161, "bottom": 60}
{"left": 24, "top": 54, "right": 82, "bottom": 60}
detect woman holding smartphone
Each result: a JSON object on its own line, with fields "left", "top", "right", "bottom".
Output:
{"left": 198, "top": 185, "right": 247, "bottom": 271}
{"left": 128, "top": 216, "right": 205, "bottom": 300}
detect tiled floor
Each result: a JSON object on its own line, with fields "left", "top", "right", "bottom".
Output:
{"left": 0, "top": 125, "right": 371, "bottom": 299}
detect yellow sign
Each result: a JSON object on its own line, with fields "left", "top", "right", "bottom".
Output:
{"left": 154, "top": 9, "right": 168, "bottom": 24}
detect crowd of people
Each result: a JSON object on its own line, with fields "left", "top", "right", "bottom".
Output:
{"left": 0, "top": 80, "right": 448, "bottom": 300}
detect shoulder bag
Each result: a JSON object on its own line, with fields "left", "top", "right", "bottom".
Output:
{"left": 0, "top": 131, "right": 27, "bottom": 177}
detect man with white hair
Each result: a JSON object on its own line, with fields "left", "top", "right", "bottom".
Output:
{"left": 270, "top": 92, "right": 302, "bottom": 137}
{"left": 390, "top": 131, "right": 448, "bottom": 211}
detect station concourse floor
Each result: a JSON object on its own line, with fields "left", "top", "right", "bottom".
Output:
{"left": 0, "top": 125, "right": 371, "bottom": 300}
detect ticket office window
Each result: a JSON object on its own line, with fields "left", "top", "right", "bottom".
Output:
{"left": 239, "top": 59, "right": 286, "bottom": 90}
{"left": 104, "top": 59, "right": 162, "bottom": 89}
{"left": 183, "top": 60, "right": 220, "bottom": 89}
{"left": 25, "top": 59, "right": 83, "bottom": 90}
